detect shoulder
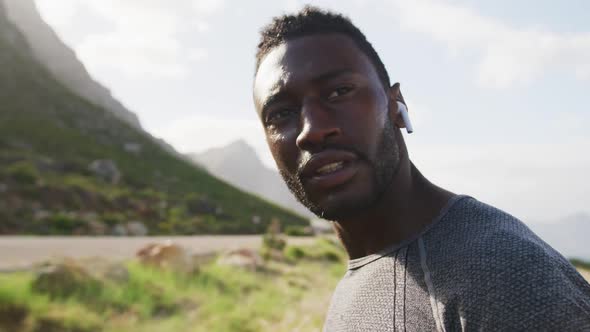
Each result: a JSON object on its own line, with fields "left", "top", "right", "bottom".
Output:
{"left": 421, "top": 197, "right": 590, "bottom": 330}
{"left": 424, "top": 196, "right": 563, "bottom": 260}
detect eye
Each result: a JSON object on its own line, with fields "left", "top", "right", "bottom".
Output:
{"left": 265, "top": 108, "right": 297, "bottom": 126}
{"left": 327, "top": 86, "right": 354, "bottom": 100}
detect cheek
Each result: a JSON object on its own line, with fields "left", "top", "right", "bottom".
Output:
{"left": 266, "top": 127, "right": 300, "bottom": 171}
{"left": 345, "top": 93, "right": 388, "bottom": 152}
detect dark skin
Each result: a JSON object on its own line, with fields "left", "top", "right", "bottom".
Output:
{"left": 254, "top": 34, "right": 454, "bottom": 259}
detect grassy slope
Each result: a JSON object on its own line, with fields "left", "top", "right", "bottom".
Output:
{"left": 0, "top": 239, "right": 346, "bottom": 332}
{"left": 0, "top": 6, "right": 307, "bottom": 234}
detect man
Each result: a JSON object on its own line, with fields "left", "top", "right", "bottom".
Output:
{"left": 253, "top": 6, "right": 590, "bottom": 331}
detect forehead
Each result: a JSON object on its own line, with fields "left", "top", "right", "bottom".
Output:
{"left": 253, "top": 34, "right": 379, "bottom": 112}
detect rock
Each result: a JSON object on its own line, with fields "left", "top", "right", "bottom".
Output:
{"left": 191, "top": 252, "right": 217, "bottom": 267}
{"left": 88, "top": 159, "right": 121, "bottom": 184}
{"left": 126, "top": 221, "right": 148, "bottom": 236}
{"left": 87, "top": 220, "right": 107, "bottom": 235}
{"left": 78, "top": 258, "right": 130, "bottom": 283}
{"left": 32, "top": 259, "right": 102, "bottom": 298}
{"left": 136, "top": 242, "right": 194, "bottom": 273}
{"left": 217, "top": 248, "right": 263, "bottom": 270}
{"left": 123, "top": 142, "right": 142, "bottom": 154}
{"left": 34, "top": 157, "right": 55, "bottom": 172}
{"left": 112, "top": 224, "right": 128, "bottom": 236}
{"left": 32, "top": 209, "right": 51, "bottom": 221}
{"left": 103, "top": 263, "right": 130, "bottom": 283}
{"left": 251, "top": 215, "right": 261, "bottom": 224}
{"left": 81, "top": 212, "right": 99, "bottom": 221}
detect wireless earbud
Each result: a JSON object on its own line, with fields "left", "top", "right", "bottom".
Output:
{"left": 397, "top": 101, "right": 413, "bottom": 134}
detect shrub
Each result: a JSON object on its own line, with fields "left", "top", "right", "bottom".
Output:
{"left": 321, "top": 250, "right": 342, "bottom": 262}
{"left": 6, "top": 161, "right": 39, "bottom": 185}
{"left": 262, "top": 233, "right": 286, "bottom": 251}
{"left": 101, "top": 212, "right": 125, "bottom": 227}
{"left": 47, "top": 213, "right": 85, "bottom": 234}
{"left": 305, "top": 238, "right": 345, "bottom": 263}
{"left": 262, "top": 218, "right": 286, "bottom": 252}
{"left": 284, "top": 246, "right": 306, "bottom": 261}
{"left": 284, "top": 225, "right": 310, "bottom": 236}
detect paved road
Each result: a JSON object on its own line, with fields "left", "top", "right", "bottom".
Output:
{"left": 0, "top": 236, "right": 317, "bottom": 271}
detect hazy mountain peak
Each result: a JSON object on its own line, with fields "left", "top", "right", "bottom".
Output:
{"left": 225, "top": 139, "right": 258, "bottom": 155}
{"left": 194, "top": 139, "right": 263, "bottom": 170}
{"left": 191, "top": 141, "right": 313, "bottom": 218}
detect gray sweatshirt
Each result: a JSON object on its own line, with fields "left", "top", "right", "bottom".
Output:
{"left": 323, "top": 196, "right": 590, "bottom": 331}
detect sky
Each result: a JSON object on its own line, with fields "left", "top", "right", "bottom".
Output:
{"left": 34, "top": 0, "right": 589, "bottom": 222}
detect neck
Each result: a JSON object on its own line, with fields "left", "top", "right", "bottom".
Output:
{"left": 332, "top": 161, "right": 454, "bottom": 259}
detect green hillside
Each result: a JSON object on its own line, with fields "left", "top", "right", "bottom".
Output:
{"left": 0, "top": 4, "right": 307, "bottom": 235}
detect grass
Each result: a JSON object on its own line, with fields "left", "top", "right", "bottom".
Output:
{"left": 0, "top": 238, "right": 346, "bottom": 332}
{"left": 570, "top": 258, "right": 590, "bottom": 271}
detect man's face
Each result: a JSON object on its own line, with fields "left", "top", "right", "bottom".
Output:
{"left": 253, "top": 34, "right": 401, "bottom": 220}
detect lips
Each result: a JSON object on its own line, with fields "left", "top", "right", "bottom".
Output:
{"left": 300, "top": 150, "right": 359, "bottom": 189}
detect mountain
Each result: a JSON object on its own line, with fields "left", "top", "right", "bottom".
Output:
{"left": 1, "top": 0, "right": 192, "bottom": 161}
{"left": 528, "top": 213, "right": 590, "bottom": 261}
{"left": 191, "top": 140, "right": 314, "bottom": 218}
{"left": 2, "top": 0, "right": 140, "bottom": 128}
{"left": 0, "top": 2, "right": 306, "bottom": 235}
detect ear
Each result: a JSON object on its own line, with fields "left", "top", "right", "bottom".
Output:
{"left": 388, "top": 83, "right": 407, "bottom": 129}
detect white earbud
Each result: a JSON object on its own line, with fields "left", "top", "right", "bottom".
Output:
{"left": 397, "top": 101, "right": 413, "bottom": 134}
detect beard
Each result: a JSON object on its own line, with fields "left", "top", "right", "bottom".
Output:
{"left": 279, "top": 118, "right": 401, "bottom": 220}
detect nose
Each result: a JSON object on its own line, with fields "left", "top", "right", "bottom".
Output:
{"left": 295, "top": 98, "right": 341, "bottom": 151}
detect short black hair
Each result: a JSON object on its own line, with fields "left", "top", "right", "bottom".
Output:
{"left": 255, "top": 6, "right": 391, "bottom": 89}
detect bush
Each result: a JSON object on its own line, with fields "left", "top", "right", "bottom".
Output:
{"left": 321, "top": 250, "right": 342, "bottom": 262}
{"left": 262, "top": 233, "right": 286, "bottom": 251}
{"left": 101, "top": 212, "right": 126, "bottom": 227}
{"left": 284, "top": 246, "right": 306, "bottom": 261}
{"left": 284, "top": 225, "right": 310, "bottom": 236}
{"left": 305, "top": 238, "right": 345, "bottom": 263}
{"left": 47, "top": 213, "right": 85, "bottom": 234}
{"left": 262, "top": 218, "right": 286, "bottom": 252}
{"left": 6, "top": 161, "right": 39, "bottom": 185}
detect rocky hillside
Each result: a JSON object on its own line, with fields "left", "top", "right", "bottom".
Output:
{"left": 1, "top": 0, "right": 188, "bottom": 160}
{"left": 191, "top": 140, "right": 313, "bottom": 218}
{"left": 2, "top": 0, "right": 140, "bottom": 128}
{"left": 0, "top": 2, "right": 307, "bottom": 235}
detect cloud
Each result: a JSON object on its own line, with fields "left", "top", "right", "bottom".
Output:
{"left": 77, "top": 1, "right": 192, "bottom": 79}
{"left": 391, "top": 0, "right": 590, "bottom": 88}
{"left": 412, "top": 140, "right": 590, "bottom": 220}
{"left": 187, "top": 48, "right": 209, "bottom": 62}
{"left": 36, "top": 0, "right": 224, "bottom": 80}
{"left": 35, "top": 0, "right": 78, "bottom": 29}
{"left": 192, "top": 0, "right": 225, "bottom": 16}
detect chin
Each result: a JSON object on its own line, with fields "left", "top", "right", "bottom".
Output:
{"left": 308, "top": 191, "right": 377, "bottom": 221}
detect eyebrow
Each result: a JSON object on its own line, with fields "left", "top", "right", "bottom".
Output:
{"left": 260, "top": 68, "right": 355, "bottom": 119}
{"left": 310, "top": 68, "right": 355, "bottom": 84}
